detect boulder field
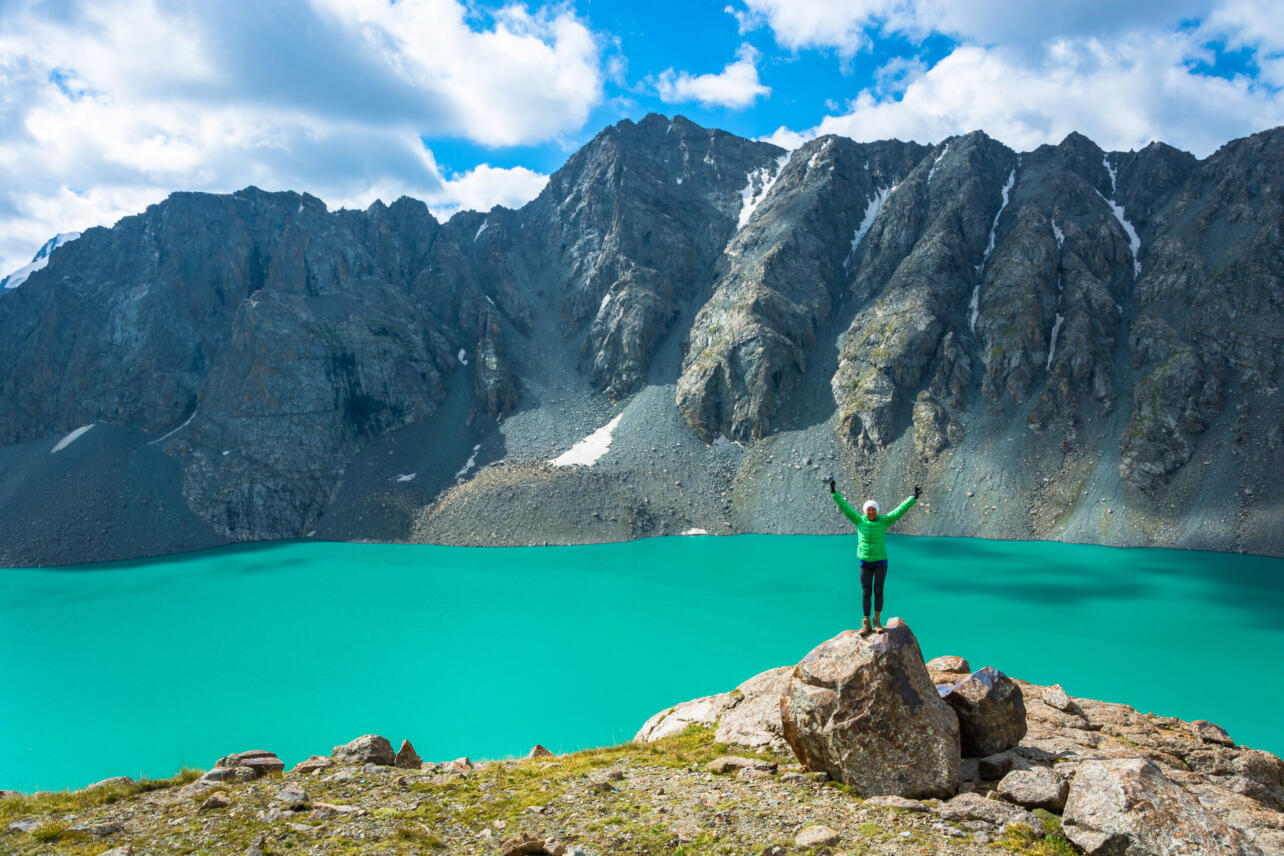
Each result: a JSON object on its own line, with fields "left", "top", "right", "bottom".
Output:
{"left": 637, "top": 621, "right": 1284, "bottom": 854}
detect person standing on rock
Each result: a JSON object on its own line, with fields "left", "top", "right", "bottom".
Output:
{"left": 827, "top": 479, "right": 920, "bottom": 636}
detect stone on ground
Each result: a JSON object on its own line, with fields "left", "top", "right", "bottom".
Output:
{"left": 706, "top": 756, "right": 776, "bottom": 775}
{"left": 995, "top": 767, "right": 1068, "bottom": 812}
{"left": 795, "top": 825, "right": 840, "bottom": 847}
{"left": 1194, "top": 719, "right": 1235, "bottom": 746}
{"left": 394, "top": 739, "right": 422, "bottom": 769}
{"left": 526, "top": 744, "right": 555, "bottom": 759}
{"left": 1062, "top": 758, "right": 1264, "bottom": 856}
{"left": 290, "top": 755, "right": 333, "bottom": 774}
{"left": 84, "top": 776, "right": 133, "bottom": 790}
{"left": 1041, "top": 683, "right": 1074, "bottom": 711}
{"left": 936, "top": 792, "right": 1042, "bottom": 833}
{"left": 864, "top": 794, "right": 930, "bottom": 811}
{"left": 779, "top": 620, "right": 960, "bottom": 799}
{"left": 214, "top": 750, "right": 284, "bottom": 776}
{"left": 198, "top": 791, "right": 230, "bottom": 812}
{"left": 331, "top": 734, "right": 396, "bottom": 766}
{"left": 942, "top": 667, "right": 1027, "bottom": 756}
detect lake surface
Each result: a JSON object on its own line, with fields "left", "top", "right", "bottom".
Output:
{"left": 3, "top": 535, "right": 1282, "bottom": 793}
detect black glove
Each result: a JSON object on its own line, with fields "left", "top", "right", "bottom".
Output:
{"left": 828, "top": 478, "right": 836, "bottom": 494}
{"left": 914, "top": 484, "right": 922, "bottom": 499}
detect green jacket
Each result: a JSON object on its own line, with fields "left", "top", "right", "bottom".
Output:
{"left": 833, "top": 492, "right": 915, "bottom": 561}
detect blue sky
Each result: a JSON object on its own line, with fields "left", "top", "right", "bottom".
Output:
{"left": 1, "top": 0, "right": 1282, "bottom": 274}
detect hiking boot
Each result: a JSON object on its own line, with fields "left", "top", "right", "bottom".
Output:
{"left": 873, "top": 613, "right": 883, "bottom": 632}
{"left": 859, "top": 617, "right": 872, "bottom": 636}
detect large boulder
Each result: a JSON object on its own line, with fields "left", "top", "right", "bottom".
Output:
{"left": 779, "top": 620, "right": 960, "bottom": 798}
{"left": 1063, "top": 758, "right": 1264, "bottom": 856}
{"left": 331, "top": 735, "right": 396, "bottom": 766}
{"left": 942, "top": 667, "right": 1027, "bottom": 756}
{"left": 635, "top": 665, "right": 792, "bottom": 754}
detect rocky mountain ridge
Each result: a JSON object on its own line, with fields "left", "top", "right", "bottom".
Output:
{"left": 1, "top": 114, "right": 1281, "bottom": 565}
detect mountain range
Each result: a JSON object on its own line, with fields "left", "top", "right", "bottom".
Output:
{"left": 1, "top": 114, "right": 1280, "bottom": 565}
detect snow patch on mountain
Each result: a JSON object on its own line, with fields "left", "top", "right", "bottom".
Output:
{"left": 927, "top": 142, "right": 950, "bottom": 183}
{"left": 845, "top": 184, "right": 897, "bottom": 269}
{"left": 737, "top": 154, "right": 791, "bottom": 229}
{"left": 1097, "top": 190, "right": 1142, "bottom": 278}
{"left": 51, "top": 423, "right": 95, "bottom": 453}
{"left": 2, "top": 232, "right": 81, "bottom": 291}
{"left": 550, "top": 414, "right": 623, "bottom": 467}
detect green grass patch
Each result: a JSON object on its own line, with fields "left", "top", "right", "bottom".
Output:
{"left": 0, "top": 767, "right": 203, "bottom": 821}
{"left": 997, "top": 822, "right": 1078, "bottom": 856}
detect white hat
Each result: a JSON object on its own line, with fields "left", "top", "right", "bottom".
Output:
{"left": 862, "top": 500, "right": 879, "bottom": 515}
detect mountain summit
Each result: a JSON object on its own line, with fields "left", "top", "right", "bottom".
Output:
{"left": 1, "top": 115, "right": 1281, "bottom": 565}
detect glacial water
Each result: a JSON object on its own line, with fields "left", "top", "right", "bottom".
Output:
{"left": 2, "top": 534, "right": 1282, "bottom": 793}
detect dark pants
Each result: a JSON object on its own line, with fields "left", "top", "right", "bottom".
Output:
{"left": 860, "top": 559, "right": 888, "bottom": 616}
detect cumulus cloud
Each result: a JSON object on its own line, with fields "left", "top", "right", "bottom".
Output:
{"left": 654, "top": 44, "right": 771, "bottom": 108}
{"left": 0, "top": 0, "right": 602, "bottom": 273}
{"left": 748, "top": 0, "right": 1284, "bottom": 158}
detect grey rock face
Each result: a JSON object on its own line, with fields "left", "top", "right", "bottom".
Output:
{"left": 634, "top": 664, "right": 792, "bottom": 755}
{"left": 1062, "top": 758, "right": 1264, "bottom": 856}
{"left": 779, "top": 620, "right": 960, "bottom": 798}
{"left": 942, "top": 667, "right": 1028, "bottom": 757}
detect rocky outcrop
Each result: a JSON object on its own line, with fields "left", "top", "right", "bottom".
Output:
{"left": 779, "top": 621, "right": 960, "bottom": 798}
{"left": 941, "top": 667, "right": 1027, "bottom": 757}
{"left": 1062, "top": 758, "right": 1264, "bottom": 855}
{"left": 331, "top": 735, "right": 395, "bottom": 766}
{"left": 634, "top": 665, "right": 791, "bottom": 753}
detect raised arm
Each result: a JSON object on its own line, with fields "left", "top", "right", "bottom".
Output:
{"left": 882, "top": 493, "right": 917, "bottom": 525}
{"left": 831, "top": 490, "right": 863, "bottom": 527}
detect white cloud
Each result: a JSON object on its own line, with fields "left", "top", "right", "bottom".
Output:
{"left": 774, "top": 33, "right": 1284, "bottom": 157}
{"left": 0, "top": 0, "right": 604, "bottom": 273}
{"left": 655, "top": 44, "right": 771, "bottom": 108}
{"left": 745, "top": 1, "right": 1284, "bottom": 159}
{"left": 735, "top": 0, "right": 1208, "bottom": 56}
{"left": 427, "top": 164, "right": 550, "bottom": 218}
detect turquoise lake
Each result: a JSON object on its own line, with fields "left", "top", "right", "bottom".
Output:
{"left": 2, "top": 534, "right": 1282, "bottom": 793}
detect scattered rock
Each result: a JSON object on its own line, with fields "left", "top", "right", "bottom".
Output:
{"left": 0, "top": 789, "right": 18, "bottom": 799}
{"left": 780, "top": 621, "right": 960, "bottom": 799}
{"left": 706, "top": 756, "right": 776, "bottom": 775}
{"left": 290, "top": 755, "right": 333, "bottom": 774}
{"left": 199, "top": 791, "right": 231, "bottom": 811}
{"left": 8, "top": 818, "right": 39, "bottom": 833}
{"left": 1195, "top": 720, "right": 1235, "bottom": 747}
{"left": 976, "top": 750, "right": 1026, "bottom": 781}
{"left": 795, "top": 825, "right": 840, "bottom": 847}
{"left": 331, "top": 735, "right": 396, "bottom": 766}
{"left": 500, "top": 832, "right": 565, "bottom": 855}
{"left": 310, "top": 802, "right": 368, "bottom": 818}
{"left": 942, "top": 667, "right": 1027, "bottom": 756}
{"left": 274, "top": 784, "right": 309, "bottom": 810}
{"left": 446, "top": 756, "right": 473, "bottom": 773}
{"left": 995, "top": 767, "right": 1068, "bottom": 812}
{"left": 865, "top": 795, "right": 930, "bottom": 812}
{"left": 1063, "top": 758, "right": 1263, "bottom": 855}
{"left": 197, "top": 766, "right": 256, "bottom": 784}
{"left": 215, "top": 750, "right": 284, "bottom": 776}
{"left": 84, "top": 775, "right": 134, "bottom": 790}
{"left": 394, "top": 740, "right": 423, "bottom": 769}
{"left": 526, "top": 744, "right": 555, "bottom": 760}
{"left": 244, "top": 834, "right": 266, "bottom": 856}
{"left": 100, "top": 847, "right": 132, "bottom": 856}
{"left": 779, "top": 771, "right": 817, "bottom": 787}
{"left": 937, "top": 792, "right": 1042, "bottom": 833}
{"left": 926, "top": 655, "right": 971, "bottom": 675}
{"left": 1041, "top": 684, "right": 1074, "bottom": 712}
